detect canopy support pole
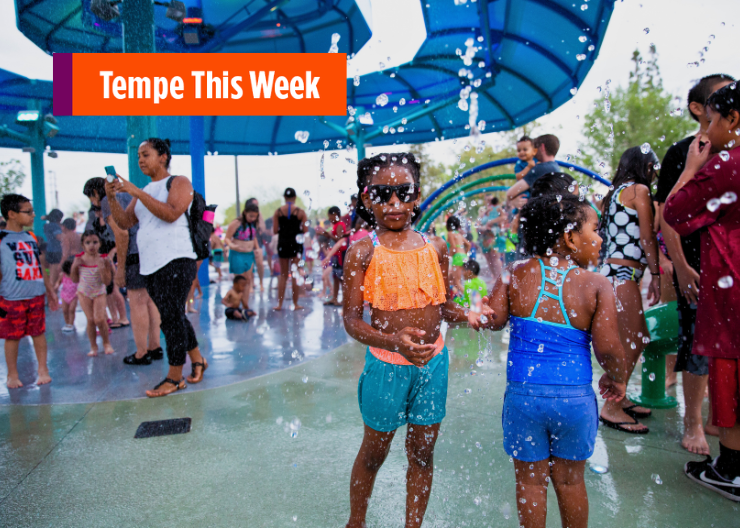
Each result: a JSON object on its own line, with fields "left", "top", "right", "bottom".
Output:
{"left": 122, "top": 0, "right": 157, "bottom": 188}
{"left": 29, "top": 115, "right": 46, "bottom": 235}
{"left": 189, "top": 115, "right": 209, "bottom": 286}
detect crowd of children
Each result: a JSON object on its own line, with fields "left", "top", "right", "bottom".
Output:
{"left": 1, "top": 74, "right": 739, "bottom": 524}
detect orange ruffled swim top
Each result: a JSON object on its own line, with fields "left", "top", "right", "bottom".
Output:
{"left": 363, "top": 230, "right": 446, "bottom": 312}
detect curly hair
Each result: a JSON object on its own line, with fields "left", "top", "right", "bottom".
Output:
{"left": 355, "top": 153, "right": 421, "bottom": 227}
{"left": 519, "top": 194, "right": 591, "bottom": 256}
{"left": 706, "top": 81, "right": 740, "bottom": 119}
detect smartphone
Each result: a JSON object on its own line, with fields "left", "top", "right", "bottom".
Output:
{"left": 104, "top": 166, "right": 117, "bottom": 182}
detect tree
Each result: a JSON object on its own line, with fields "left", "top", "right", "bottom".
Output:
{"left": 579, "top": 46, "right": 694, "bottom": 179}
{"left": 0, "top": 159, "right": 26, "bottom": 198}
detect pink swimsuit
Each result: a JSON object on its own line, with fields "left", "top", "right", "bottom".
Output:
{"left": 60, "top": 275, "right": 78, "bottom": 304}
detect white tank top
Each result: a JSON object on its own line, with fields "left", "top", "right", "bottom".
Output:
{"left": 134, "top": 177, "right": 196, "bottom": 275}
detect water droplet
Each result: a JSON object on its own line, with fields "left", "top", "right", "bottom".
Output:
{"left": 640, "top": 142, "right": 651, "bottom": 154}
{"left": 375, "top": 93, "right": 388, "bottom": 107}
{"left": 463, "top": 388, "right": 472, "bottom": 394}
{"left": 302, "top": 375, "right": 308, "bottom": 383}
{"left": 720, "top": 191, "right": 737, "bottom": 204}
{"left": 643, "top": 27, "right": 650, "bottom": 34}
{"left": 719, "top": 150, "right": 730, "bottom": 162}
{"left": 718, "top": 276, "right": 734, "bottom": 289}
{"left": 651, "top": 473, "right": 663, "bottom": 485}
{"left": 576, "top": 54, "right": 587, "bottom": 61}
{"left": 328, "top": 33, "right": 340, "bottom": 53}
{"left": 588, "top": 44, "right": 595, "bottom": 51}
{"left": 580, "top": 4, "right": 588, "bottom": 10}
{"left": 294, "top": 131, "right": 309, "bottom": 143}
{"left": 578, "top": 35, "right": 588, "bottom": 43}
{"left": 707, "top": 198, "right": 721, "bottom": 212}
{"left": 289, "top": 417, "right": 302, "bottom": 437}
{"left": 570, "top": 87, "right": 578, "bottom": 95}
{"left": 353, "top": 75, "right": 360, "bottom": 86}
{"left": 590, "top": 464, "right": 609, "bottom": 474}
{"left": 474, "top": 496, "right": 481, "bottom": 506}
{"left": 648, "top": 372, "right": 656, "bottom": 381}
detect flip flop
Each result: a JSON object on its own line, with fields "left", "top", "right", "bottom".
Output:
{"left": 623, "top": 404, "right": 652, "bottom": 420}
{"left": 599, "top": 416, "right": 649, "bottom": 434}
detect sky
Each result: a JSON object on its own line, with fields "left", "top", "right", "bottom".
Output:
{"left": 0, "top": 0, "right": 738, "bottom": 222}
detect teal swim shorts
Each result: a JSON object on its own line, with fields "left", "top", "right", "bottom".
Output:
{"left": 358, "top": 346, "right": 449, "bottom": 432}
{"left": 229, "top": 250, "right": 255, "bottom": 275}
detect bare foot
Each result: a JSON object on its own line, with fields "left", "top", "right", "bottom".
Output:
{"left": 704, "top": 423, "right": 720, "bottom": 437}
{"left": 682, "top": 424, "right": 710, "bottom": 455}
{"left": 103, "top": 345, "right": 115, "bottom": 355}
{"left": 665, "top": 373, "right": 678, "bottom": 389}
{"left": 6, "top": 377, "right": 23, "bottom": 389}
{"left": 88, "top": 349, "right": 99, "bottom": 357}
{"left": 599, "top": 406, "right": 649, "bottom": 433}
{"left": 260, "top": 284, "right": 265, "bottom": 292}
{"left": 273, "top": 305, "right": 283, "bottom": 311}
{"left": 36, "top": 372, "right": 52, "bottom": 385}
{"left": 293, "top": 304, "right": 305, "bottom": 311}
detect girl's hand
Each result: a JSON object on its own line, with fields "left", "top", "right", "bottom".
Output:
{"left": 392, "top": 327, "right": 438, "bottom": 367}
{"left": 685, "top": 134, "right": 711, "bottom": 173}
{"left": 598, "top": 374, "right": 626, "bottom": 402}
{"left": 321, "top": 257, "right": 331, "bottom": 268}
{"left": 647, "top": 274, "right": 661, "bottom": 306}
{"left": 467, "top": 305, "right": 495, "bottom": 331}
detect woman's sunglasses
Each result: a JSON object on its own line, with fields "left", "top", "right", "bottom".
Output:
{"left": 367, "top": 184, "right": 419, "bottom": 204}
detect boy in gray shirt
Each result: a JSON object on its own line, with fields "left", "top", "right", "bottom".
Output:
{"left": 0, "top": 194, "right": 58, "bottom": 388}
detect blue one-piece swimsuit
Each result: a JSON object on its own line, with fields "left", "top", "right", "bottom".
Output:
{"left": 502, "top": 259, "right": 598, "bottom": 462}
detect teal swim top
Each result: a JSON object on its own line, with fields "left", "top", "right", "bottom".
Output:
{"left": 507, "top": 259, "right": 593, "bottom": 385}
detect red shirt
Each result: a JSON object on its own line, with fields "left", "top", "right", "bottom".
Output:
{"left": 332, "top": 220, "right": 348, "bottom": 266}
{"left": 663, "top": 147, "right": 740, "bottom": 359}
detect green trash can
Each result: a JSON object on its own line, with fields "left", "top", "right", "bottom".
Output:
{"left": 631, "top": 301, "right": 679, "bottom": 409}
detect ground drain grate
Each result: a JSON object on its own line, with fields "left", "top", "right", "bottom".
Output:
{"left": 135, "top": 418, "right": 191, "bottom": 438}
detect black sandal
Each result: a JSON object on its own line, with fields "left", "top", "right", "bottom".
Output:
{"left": 148, "top": 347, "right": 164, "bottom": 361}
{"left": 123, "top": 353, "right": 152, "bottom": 366}
{"left": 146, "top": 377, "right": 186, "bottom": 398}
{"left": 599, "top": 416, "right": 649, "bottom": 434}
{"left": 188, "top": 358, "right": 208, "bottom": 383}
{"left": 623, "top": 404, "right": 652, "bottom": 420}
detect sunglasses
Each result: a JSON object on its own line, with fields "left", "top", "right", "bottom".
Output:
{"left": 17, "top": 209, "right": 35, "bottom": 215}
{"left": 367, "top": 184, "right": 419, "bottom": 204}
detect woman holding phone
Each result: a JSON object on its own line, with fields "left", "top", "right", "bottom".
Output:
{"left": 105, "top": 138, "right": 207, "bottom": 398}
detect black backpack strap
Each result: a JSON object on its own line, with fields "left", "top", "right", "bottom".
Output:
{"left": 166, "top": 175, "right": 176, "bottom": 191}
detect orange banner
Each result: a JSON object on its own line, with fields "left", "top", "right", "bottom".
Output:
{"left": 54, "top": 53, "right": 347, "bottom": 116}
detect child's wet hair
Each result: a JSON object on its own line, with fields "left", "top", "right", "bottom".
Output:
{"left": 233, "top": 275, "right": 247, "bottom": 285}
{"left": 356, "top": 152, "right": 421, "bottom": 227}
{"left": 61, "top": 259, "right": 73, "bottom": 275}
{"left": 446, "top": 216, "right": 461, "bottom": 231}
{"left": 80, "top": 230, "right": 100, "bottom": 244}
{"left": 706, "top": 81, "right": 740, "bottom": 119}
{"left": 530, "top": 172, "right": 576, "bottom": 198}
{"left": 62, "top": 218, "right": 77, "bottom": 230}
{"left": 519, "top": 194, "right": 591, "bottom": 256}
{"left": 688, "top": 74, "right": 735, "bottom": 122}
{"left": 517, "top": 135, "right": 533, "bottom": 145}
{"left": 463, "top": 259, "right": 480, "bottom": 275}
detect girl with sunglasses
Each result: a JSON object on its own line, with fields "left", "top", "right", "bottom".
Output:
{"left": 342, "top": 153, "right": 489, "bottom": 528}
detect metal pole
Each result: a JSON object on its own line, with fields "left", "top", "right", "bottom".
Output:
{"left": 122, "top": 0, "right": 157, "bottom": 188}
{"left": 189, "top": 115, "right": 209, "bottom": 286}
{"left": 29, "top": 99, "right": 46, "bottom": 234}
{"left": 234, "top": 155, "right": 241, "bottom": 217}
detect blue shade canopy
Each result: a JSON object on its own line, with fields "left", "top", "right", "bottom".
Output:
{"left": 15, "top": 0, "right": 370, "bottom": 55}
{"left": 4, "top": 1, "right": 616, "bottom": 156}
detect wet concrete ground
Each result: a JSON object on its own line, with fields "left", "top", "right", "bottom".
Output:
{"left": 0, "top": 269, "right": 737, "bottom": 526}
{"left": 0, "top": 277, "right": 349, "bottom": 405}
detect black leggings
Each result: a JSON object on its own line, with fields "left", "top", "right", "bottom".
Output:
{"left": 145, "top": 258, "right": 198, "bottom": 366}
